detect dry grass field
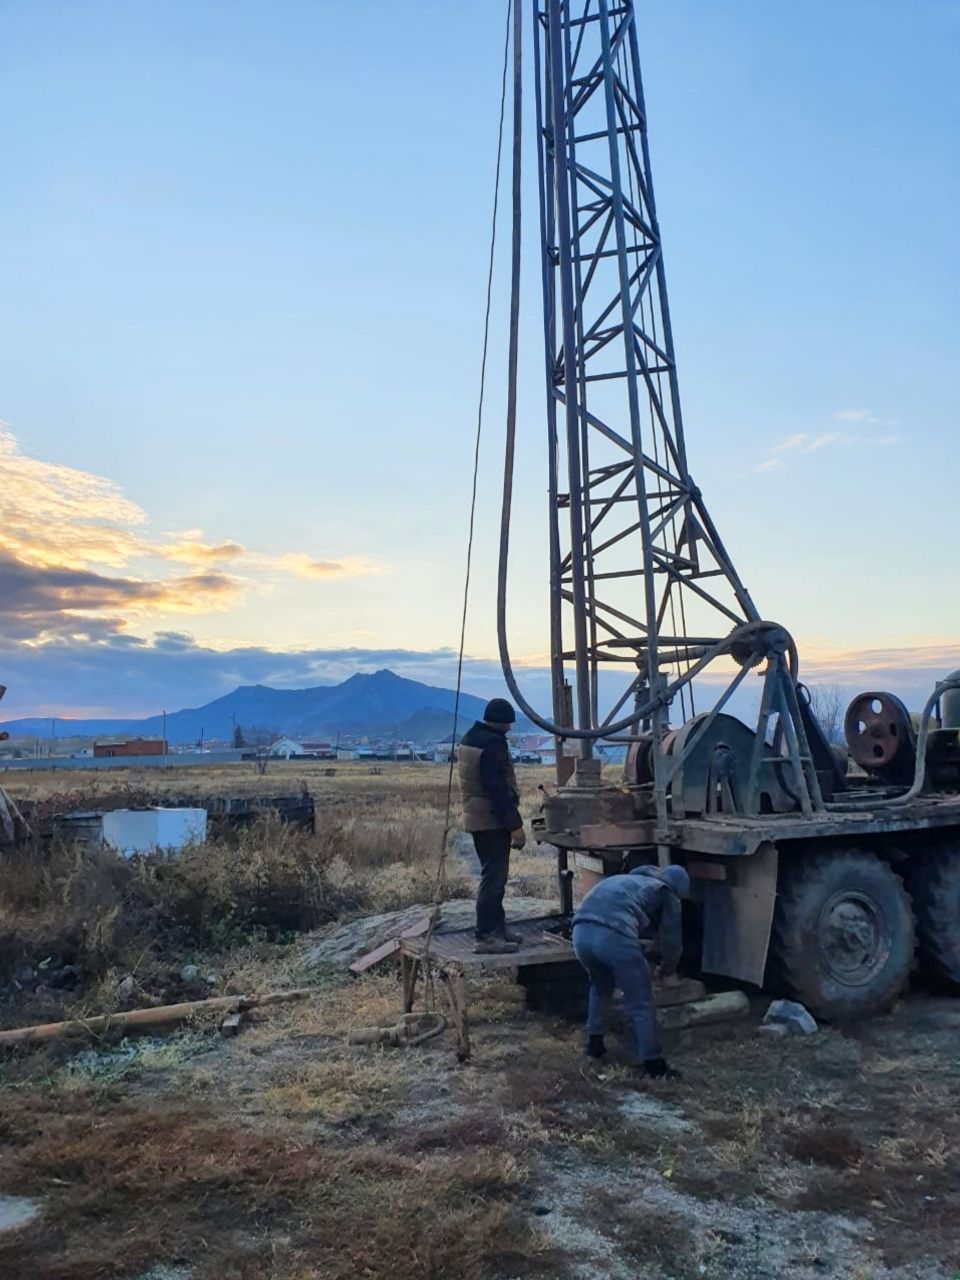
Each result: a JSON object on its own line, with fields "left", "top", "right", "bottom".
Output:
{"left": 0, "top": 758, "right": 557, "bottom": 807}
{"left": 1, "top": 762, "right": 959, "bottom": 1279}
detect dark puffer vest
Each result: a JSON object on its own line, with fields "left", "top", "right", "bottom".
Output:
{"left": 457, "top": 721, "right": 522, "bottom": 833}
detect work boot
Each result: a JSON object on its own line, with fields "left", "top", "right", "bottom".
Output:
{"left": 586, "top": 1035, "right": 607, "bottom": 1060}
{"left": 641, "top": 1056, "right": 682, "bottom": 1081}
{"left": 500, "top": 924, "right": 524, "bottom": 945}
{"left": 474, "top": 934, "right": 520, "bottom": 955}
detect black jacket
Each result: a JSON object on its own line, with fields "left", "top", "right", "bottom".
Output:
{"left": 457, "top": 721, "right": 522, "bottom": 832}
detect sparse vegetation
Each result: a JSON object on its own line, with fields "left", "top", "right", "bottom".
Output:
{"left": 2, "top": 762, "right": 960, "bottom": 1278}
{"left": 0, "top": 767, "right": 489, "bottom": 1029}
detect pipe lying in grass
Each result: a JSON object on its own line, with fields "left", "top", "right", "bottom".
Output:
{"left": 0, "top": 987, "right": 312, "bottom": 1048}
{"left": 348, "top": 1011, "right": 447, "bottom": 1049}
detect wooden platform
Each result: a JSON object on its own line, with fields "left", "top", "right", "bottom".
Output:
{"left": 398, "top": 914, "right": 704, "bottom": 1060}
{"left": 401, "top": 913, "right": 572, "bottom": 970}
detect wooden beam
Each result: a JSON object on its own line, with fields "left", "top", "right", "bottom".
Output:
{"left": 348, "top": 915, "right": 433, "bottom": 976}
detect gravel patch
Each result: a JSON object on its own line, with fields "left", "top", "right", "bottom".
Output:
{"left": 618, "top": 1091, "right": 698, "bottom": 1136}
{"left": 536, "top": 1149, "right": 952, "bottom": 1280}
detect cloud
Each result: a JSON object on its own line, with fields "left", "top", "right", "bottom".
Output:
{"left": 0, "top": 553, "right": 242, "bottom": 642}
{"left": 267, "top": 553, "right": 381, "bottom": 580}
{"left": 0, "top": 625, "right": 955, "bottom": 724}
{"left": 156, "top": 538, "right": 247, "bottom": 566}
{"left": 755, "top": 413, "right": 899, "bottom": 472}
{"left": 0, "top": 426, "right": 145, "bottom": 570}
{"left": 770, "top": 433, "right": 809, "bottom": 454}
{"left": 803, "top": 432, "right": 841, "bottom": 451}
{"left": 0, "top": 424, "right": 382, "bottom": 641}
{"left": 0, "top": 633, "right": 505, "bottom": 719}
{"left": 833, "top": 409, "right": 878, "bottom": 423}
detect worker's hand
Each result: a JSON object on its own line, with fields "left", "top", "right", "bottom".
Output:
{"left": 510, "top": 827, "right": 526, "bottom": 850}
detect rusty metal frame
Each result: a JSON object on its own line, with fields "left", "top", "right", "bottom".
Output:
{"left": 533, "top": 0, "right": 760, "bottom": 768}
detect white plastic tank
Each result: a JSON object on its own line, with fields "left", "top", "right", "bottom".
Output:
{"left": 101, "top": 807, "right": 207, "bottom": 857}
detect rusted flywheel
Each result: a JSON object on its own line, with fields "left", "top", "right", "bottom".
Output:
{"left": 844, "top": 691, "right": 914, "bottom": 771}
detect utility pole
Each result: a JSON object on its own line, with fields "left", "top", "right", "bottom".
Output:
{"left": 162, "top": 709, "right": 167, "bottom": 764}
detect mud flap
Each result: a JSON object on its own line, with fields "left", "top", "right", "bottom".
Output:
{"left": 700, "top": 841, "right": 778, "bottom": 986}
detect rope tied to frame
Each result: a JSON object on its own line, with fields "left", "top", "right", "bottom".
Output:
{"left": 420, "top": 0, "right": 516, "bottom": 1011}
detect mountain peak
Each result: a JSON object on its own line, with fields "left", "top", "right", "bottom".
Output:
{"left": 0, "top": 669, "right": 492, "bottom": 744}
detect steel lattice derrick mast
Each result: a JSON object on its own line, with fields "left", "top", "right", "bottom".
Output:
{"left": 533, "top": 0, "right": 759, "bottom": 745}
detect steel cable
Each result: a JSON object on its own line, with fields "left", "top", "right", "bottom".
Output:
{"left": 421, "top": 0, "right": 515, "bottom": 1008}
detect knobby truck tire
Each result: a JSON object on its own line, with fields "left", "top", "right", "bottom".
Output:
{"left": 909, "top": 846, "right": 960, "bottom": 992}
{"left": 772, "top": 849, "right": 915, "bottom": 1020}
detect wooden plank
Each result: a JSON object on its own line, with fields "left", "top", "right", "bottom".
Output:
{"left": 349, "top": 938, "right": 403, "bottom": 974}
{"left": 348, "top": 916, "right": 432, "bottom": 975}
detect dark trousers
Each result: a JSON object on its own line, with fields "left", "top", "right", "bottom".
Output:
{"left": 572, "top": 921, "right": 661, "bottom": 1061}
{"left": 472, "top": 829, "right": 511, "bottom": 937}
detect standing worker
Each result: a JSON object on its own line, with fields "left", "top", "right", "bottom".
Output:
{"left": 572, "top": 864, "right": 691, "bottom": 1079}
{"left": 458, "top": 698, "right": 526, "bottom": 954}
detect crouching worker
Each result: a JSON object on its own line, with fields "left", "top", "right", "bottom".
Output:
{"left": 572, "top": 864, "right": 691, "bottom": 1079}
{"left": 457, "top": 698, "right": 527, "bottom": 954}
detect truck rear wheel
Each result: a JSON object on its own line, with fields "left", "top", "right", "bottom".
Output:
{"left": 772, "top": 850, "right": 914, "bottom": 1019}
{"left": 909, "top": 847, "right": 960, "bottom": 991}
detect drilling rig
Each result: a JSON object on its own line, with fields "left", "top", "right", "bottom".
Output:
{"left": 499, "top": 0, "right": 960, "bottom": 1018}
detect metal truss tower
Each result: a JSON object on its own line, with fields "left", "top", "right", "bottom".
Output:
{"left": 532, "top": 0, "right": 760, "bottom": 754}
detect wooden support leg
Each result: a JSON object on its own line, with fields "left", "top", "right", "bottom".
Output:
{"left": 557, "top": 848, "right": 574, "bottom": 917}
{"left": 401, "top": 955, "right": 421, "bottom": 1013}
{"left": 443, "top": 969, "right": 471, "bottom": 1062}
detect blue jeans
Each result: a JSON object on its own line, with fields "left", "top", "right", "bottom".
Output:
{"left": 572, "top": 922, "right": 661, "bottom": 1061}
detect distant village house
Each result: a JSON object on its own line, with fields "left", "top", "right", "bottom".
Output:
{"left": 93, "top": 738, "right": 167, "bottom": 759}
{"left": 269, "top": 738, "right": 337, "bottom": 760}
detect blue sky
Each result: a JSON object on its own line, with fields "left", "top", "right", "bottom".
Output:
{"left": 0, "top": 0, "right": 957, "bottom": 718}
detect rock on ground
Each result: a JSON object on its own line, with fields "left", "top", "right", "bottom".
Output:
{"left": 763, "top": 998, "right": 818, "bottom": 1035}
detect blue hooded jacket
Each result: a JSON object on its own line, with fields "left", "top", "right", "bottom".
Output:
{"left": 572, "top": 864, "right": 690, "bottom": 975}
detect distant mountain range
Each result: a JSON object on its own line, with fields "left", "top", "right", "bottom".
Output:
{"left": 0, "top": 670, "right": 502, "bottom": 745}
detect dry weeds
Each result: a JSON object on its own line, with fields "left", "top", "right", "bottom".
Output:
{"left": 0, "top": 1083, "right": 557, "bottom": 1280}
{"left": 3, "top": 764, "right": 960, "bottom": 1278}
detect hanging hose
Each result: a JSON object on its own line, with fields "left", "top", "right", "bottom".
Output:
{"left": 495, "top": 2, "right": 657, "bottom": 741}
{"left": 493, "top": 6, "right": 769, "bottom": 745}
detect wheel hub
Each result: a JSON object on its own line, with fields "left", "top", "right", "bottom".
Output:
{"left": 816, "top": 890, "right": 891, "bottom": 985}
